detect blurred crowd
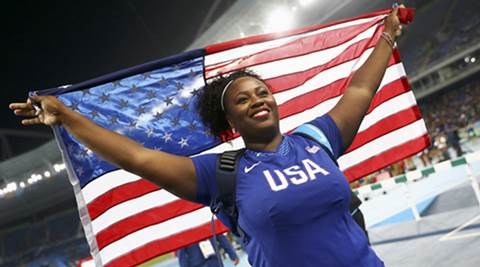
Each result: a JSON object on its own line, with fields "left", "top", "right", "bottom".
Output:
{"left": 403, "top": 0, "right": 480, "bottom": 76}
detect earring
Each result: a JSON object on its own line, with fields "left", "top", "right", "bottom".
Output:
{"left": 232, "top": 128, "right": 236, "bottom": 134}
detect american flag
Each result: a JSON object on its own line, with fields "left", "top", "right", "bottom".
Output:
{"left": 34, "top": 8, "right": 428, "bottom": 267}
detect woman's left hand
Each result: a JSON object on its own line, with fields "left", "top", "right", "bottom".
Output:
{"left": 384, "top": 5, "right": 405, "bottom": 39}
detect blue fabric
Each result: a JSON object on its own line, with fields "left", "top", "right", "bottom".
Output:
{"left": 35, "top": 51, "right": 225, "bottom": 188}
{"left": 177, "top": 236, "right": 239, "bottom": 267}
{"left": 192, "top": 114, "right": 383, "bottom": 267}
{"left": 292, "top": 123, "right": 334, "bottom": 156}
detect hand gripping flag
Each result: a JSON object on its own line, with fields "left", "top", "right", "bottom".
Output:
{"left": 32, "top": 8, "right": 428, "bottom": 267}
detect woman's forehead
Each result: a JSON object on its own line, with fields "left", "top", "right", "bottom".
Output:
{"left": 229, "top": 76, "right": 268, "bottom": 93}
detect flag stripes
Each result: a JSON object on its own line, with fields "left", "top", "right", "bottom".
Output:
{"left": 105, "top": 221, "right": 228, "bottom": 267}
{"left": 48, "top": 8, "right": 427, "bottom": 266}
{"left": 87, "top": 179, "right": 159, "bottom": 220}
{"left": 204, "top": 18, "right": 382, "bottom": 79}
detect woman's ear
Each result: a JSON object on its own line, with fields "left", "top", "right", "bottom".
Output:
{"left": 225, "top": 113, "right": 235, "bottom": 129}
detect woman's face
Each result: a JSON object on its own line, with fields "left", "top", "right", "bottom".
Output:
{"left": 223, "top": 76, "right": 280, "bottom": 140}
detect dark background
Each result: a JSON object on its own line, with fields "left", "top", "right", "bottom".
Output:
{"left": 2, "top": 0, "right": 237, "bottom": 159}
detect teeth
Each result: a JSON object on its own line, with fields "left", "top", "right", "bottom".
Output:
{"left": 253, "top": 110, "right": 268, "bottom": 118}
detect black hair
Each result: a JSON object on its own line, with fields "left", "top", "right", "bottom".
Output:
{"left": 196, "top": 70, "right": 264, "bottom": 138}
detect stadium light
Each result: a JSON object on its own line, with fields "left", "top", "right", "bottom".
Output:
{"left": 266, "top": 7, "right": 295, "bottom": 32}
{"left": 6, "top": 182, "right": 17, "bottom": 192}
{"left": 54, "top": 163, "right": 66, "bottom": 173}
{"left": 44, "top": 171, "right": 51, "bottom": 178}
{"left": 20, "top": 182, "right": 26, "bottom": 188}
{"left": 298, "top": 0, "right": 314, "bottom": 7}
{"left": 471, "top": 57, "right": 476, "bottom": 63}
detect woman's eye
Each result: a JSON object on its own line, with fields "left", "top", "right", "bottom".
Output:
{"left": 237, "top": 97, "right": 248, "bottom": 104}
{"left": 259, "top": 90, "right": 269, "bottom": 96}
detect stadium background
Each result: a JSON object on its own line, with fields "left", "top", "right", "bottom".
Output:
{"left": 2, "top": 0, "right": 480, "bottom": 266}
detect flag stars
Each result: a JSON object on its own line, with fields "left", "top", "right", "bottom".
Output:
{"left": 127, "top": 121, "right": 137, "bottom": 131}
{"left": 76, "top": 167, "right": 84, "bottom": 176}
{"left": 69, "top": 101, "right": 80, "bottom": 111}
{"left": 142, "top": 72, "right": 153, "bottom": 80}
{"left": 130, "top": 84, "right": 140, "bottom": 93}
{"left": 109, "top": 115, "right": 119, "bottom": 125}
{"left": 82, "top": 89, "right": 93, "bottom": 97}
{"left": 153, "top": 112, "right": 164, "bottom": 120}
{"left": 188, "top": 121, "right": 197, "bottom": 131}
{"left": 178, "top": 137, "right": 189, "bottom": 148}
{"left": 188, "top": 69, "right": 197, "bottom": 78}
{"left": 162, "top": 132, "right": 173, "bottom": 143}
{"left": 119, "top": 99, "right": 129, "bottom": 109}
{"left": 203, "top": 129, "right": 212, "bottom": 137}
{"left": 112, "top": 80, "right": 125, "bottom": 88}
{"left": 159, "top": 77, "right": 168, "bottom": 86}
{"left": 146, "top": 128, "right": 155, "bottom": 138}
{"left": 175, "top": 82, "right": 184, "bottom": 91}
{"left": 180, "top": 102, "right": 189, "bottom": 111}
{"left": 100, "top": 93, "right": 110, "bottom": 103}
{"left": 147, "top": 90, "right": 157, "bottom": 99}
{"left": 164, "top": 96, "right": 174, "bottom": 106}
{"left": 170, "top": 117, "right": 180, "bottom": 127}
{"left": 136, "top": 106, "right": 146, "bottom": 116}
{"left": 89, "top": 110, "right": 99, "bottom": 119}
{"left": 190, "top": 88, "right": 201, "bottom": 97}
{"left": 79, "top": 148, "right": 89, "bottom": 158}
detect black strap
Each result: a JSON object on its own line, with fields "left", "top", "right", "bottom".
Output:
{"left": 211, "top": 148, "right": 246, "bottom": 239}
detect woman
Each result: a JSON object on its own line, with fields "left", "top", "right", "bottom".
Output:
{"left": 10, "top": 7, "right": 404, "bottom": 267}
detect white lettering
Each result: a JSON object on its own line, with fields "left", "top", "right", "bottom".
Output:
{"left": 263, "top": 170, "right": 289, "bottom": 191}
{"left": 302, "top": 159, "right": 329, "bottom": 180}
{"left": 284, "top": 165, "right": 309, "bottom": 185}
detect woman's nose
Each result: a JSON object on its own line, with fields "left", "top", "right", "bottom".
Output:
{"left": 250, "top": 96, "right": 265, "bottom": 108}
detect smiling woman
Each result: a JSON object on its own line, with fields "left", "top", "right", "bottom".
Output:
{"left": 9, "top": 6, "right": 406, "bottom": 267}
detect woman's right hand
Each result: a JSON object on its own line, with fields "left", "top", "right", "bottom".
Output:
{"left": 9, "top": 95, "right": 67, "bottom": 126}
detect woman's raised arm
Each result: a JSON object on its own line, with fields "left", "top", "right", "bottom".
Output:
{"left": 328, "top": 6, "right": 404, "bottom": 149}
{"left": 9, "top": 95, "right": 198, "bottom": 201}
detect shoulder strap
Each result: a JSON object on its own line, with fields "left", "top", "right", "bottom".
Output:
{"left": 211, "top": 148, "right": 246, "bottom": 238}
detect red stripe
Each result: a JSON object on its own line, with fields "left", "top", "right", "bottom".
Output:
{"left": 87, "top": 179, "right": 160, "bottom": 220}
{"left": 205, "top": 9, "right": 391, "bottom": 54}
{"left": 95, "top": 200, "right": 204, "bottom": 250}
{"left": 105, "top": 221, "right": 229, "bottom": 267}
{"left": 343, "top": 134, "right": 431, "bottom": 182}
{"left": 345, "top": 105, "right": 423, "bottom": 153}
{"left": 205, "top": 19, "right": 381, "bottom": 78}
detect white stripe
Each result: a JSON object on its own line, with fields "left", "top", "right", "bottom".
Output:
{"left": 208, "top": 24, "right": 378, "bottom": 79}
{"left": 99, "top": 207, "right": 212, "bottom": 265}
{"left": 205, "top": 15, "right": 385, "bottom": 66}
{"left": 90, "top": 190, "right": 178, "bottom": 234}
{"left": 338, "top": 120, "right": 428, "bottom": 170}
{"left": 82, "top": 169, "right": 141, "bottom": 204}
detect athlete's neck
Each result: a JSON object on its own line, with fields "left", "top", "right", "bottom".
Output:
{"left": 244, "top": 133, "right": 283, "bottom": 152}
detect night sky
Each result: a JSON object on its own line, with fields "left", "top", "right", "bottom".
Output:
{"left": 2, "top": 0, "right": 236, "bottom": 159}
